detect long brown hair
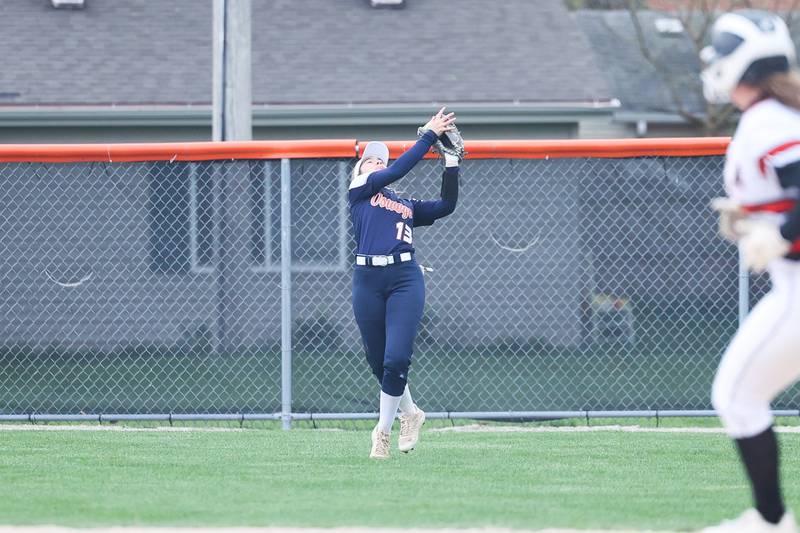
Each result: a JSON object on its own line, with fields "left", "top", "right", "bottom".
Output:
{"left": 761, "top": 70, "right": 800, "bottom": 111}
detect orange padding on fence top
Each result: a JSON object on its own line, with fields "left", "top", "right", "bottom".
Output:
{"left": 372, "top": 137, "right": 730, "bottom": 159}
{"left": 0, "top": 137, "right": 729, "bottom": 163}
{"left": 459, "top": 137, "right": 730, "bottom": 159}
{"left": 0, "top": 140, "right": 359, "bottom": 163}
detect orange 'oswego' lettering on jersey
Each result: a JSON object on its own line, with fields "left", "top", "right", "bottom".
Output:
{"left": 370, "top": 192, "right": 412, "bottom": 220}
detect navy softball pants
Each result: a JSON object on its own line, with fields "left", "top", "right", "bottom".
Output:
{"left": 352, "top": 260, "right": 425, "bottom": 397}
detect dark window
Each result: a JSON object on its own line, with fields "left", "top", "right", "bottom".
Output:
{"left": 249, "top": 160, "right": 344, "bottom": 269}
{"left": 249, "top": 161, "right": 280, "bottom": 265}
{"left": 189, "top": 166, "right": 215, "bottom": 269}
{"left": 147, "top": 163, "right": 214, "bottom": 273}
{"left": 148, "top": 162, "right": 190, "bottom": 273}
{"left": 291, "top": 160, "right": 341, "bottom": 266}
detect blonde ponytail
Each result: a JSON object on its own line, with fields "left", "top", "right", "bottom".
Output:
{"left": 762, "top": 71, "right": 800, "bottom": 111}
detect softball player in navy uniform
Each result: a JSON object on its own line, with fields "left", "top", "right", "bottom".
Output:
{"left": 703, "top": 11, "right": 800, "bottom": 533}
{"left": 349, "top": 107, "right": 459, "bottom": 459}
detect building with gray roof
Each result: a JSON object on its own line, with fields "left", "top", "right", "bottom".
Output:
{"left": 0, "top": 0, "right": 618, "bottom": 143}
{"left": 574, "top": 9, "right": 716, "bottom": 137}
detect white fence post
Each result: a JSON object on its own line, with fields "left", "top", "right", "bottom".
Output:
{"left": 281, "top": 158, "right": 292, "bottom": 430}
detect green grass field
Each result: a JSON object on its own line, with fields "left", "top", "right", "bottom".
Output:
{"left": 1, "top": 422, "right": 799, "bottom": 531}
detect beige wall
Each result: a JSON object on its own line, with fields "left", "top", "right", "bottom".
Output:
{"left": 579, "top": 116, "right": 706, "bottom": 139}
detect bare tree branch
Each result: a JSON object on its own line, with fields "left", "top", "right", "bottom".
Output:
{"left": 691, "top": 9, "right": 715, "bottom": 54}
{"left": 782, "top": 0, "right": 800, "bottom": 29}
{"left": 620, "top": 0, "right": 753, "bottom": 134}
{"left": 705, "top": 103, "right": 737, "bottom": 134}
{"left": 624, "top": 1, "right": 706, "bottom": 125}
{"left": 677, "top": 2, "right": 697, "bottom": 43}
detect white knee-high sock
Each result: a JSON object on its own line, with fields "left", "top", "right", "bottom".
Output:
{"left": 378, "top": 390, "right": 402, "bottom": 433}
{"left": 398, "top": 385, "right": 415, "bottom": 415}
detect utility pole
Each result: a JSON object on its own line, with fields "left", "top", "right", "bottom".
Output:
{"left": 211, "top": 0, "right": 252, "bottom": 356}
{"left": 213, "top": 0, "right": 252, "bottom": 142}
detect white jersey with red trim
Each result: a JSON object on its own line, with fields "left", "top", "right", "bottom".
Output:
{"left": 724, "top": 98, "right": 800, "bottom": 215}
{"left": 713, "top": 98, "right": 800, "bottom": 442}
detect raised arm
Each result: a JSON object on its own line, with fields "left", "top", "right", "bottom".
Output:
{"left": 412, "top": 166, "right": 459, "bottom": 227}
{"left": 349, "top": 131, "right": 439, "bottom": 201}
{"left": 349, "top": 108, "right": 456, "bottom": 202}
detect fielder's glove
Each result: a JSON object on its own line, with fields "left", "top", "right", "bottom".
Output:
{"left": 710, "top": 197, "right": 747, "bottom": 243}
{"left": 734, "top": 219, "right": 791, "bottom": 273}
{"left": 418, "top": 125, "right": 466, "bottom": 166}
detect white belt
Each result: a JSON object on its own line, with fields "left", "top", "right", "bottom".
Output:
{"left": 356, "top": 252, "right": 413, "bottom": 267}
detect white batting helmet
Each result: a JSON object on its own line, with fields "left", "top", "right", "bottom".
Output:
{"left": 701, "top": 10, "right": 796, "bottom": 104}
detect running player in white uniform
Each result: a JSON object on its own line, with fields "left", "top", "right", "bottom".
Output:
{"left": 703, "top": 10, "right": 800, "bottom": 533}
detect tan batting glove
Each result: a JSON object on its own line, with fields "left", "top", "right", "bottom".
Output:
{"left": 710, "top": 197, "right": 746, "bottom": 243}
{"left": 734, "top": 219, "right": 791, "bottom": 273}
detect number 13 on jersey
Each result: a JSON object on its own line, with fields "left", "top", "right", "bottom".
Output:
{"left": 395, "top": 222, "right": 413, "bottom": 244}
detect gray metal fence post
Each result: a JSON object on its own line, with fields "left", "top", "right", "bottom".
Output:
{"left": 738, "top": 248, "right": 750, "bottom": 324}
{"left": 281, "top": 158, "right": 292, "bottom": 430}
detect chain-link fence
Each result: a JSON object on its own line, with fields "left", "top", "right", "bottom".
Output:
{"left": 0, "top": 149, "right": 792, "bottom": 422}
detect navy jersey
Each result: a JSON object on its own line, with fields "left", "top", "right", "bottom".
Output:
{"left": 348, "top": 131, "right": 459, "bottom": 256}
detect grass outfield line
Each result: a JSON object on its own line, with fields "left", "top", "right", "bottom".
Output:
{"left": 0, "top": 414, "right": 798, "bottom": 433}
{"left": 6, "top": 422, "right": 800, "bottom": 434}
{"left": 0, "top": 424, "right": 244, "bottom": 432}
{"left": 0, "top": 526, "right": 670, "bottom": 533}
{"left": 0, "top": 426, "right": 797, "bottom": 531}
{"left": 433, "top": 423, "right": 800, "bottom": 434}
